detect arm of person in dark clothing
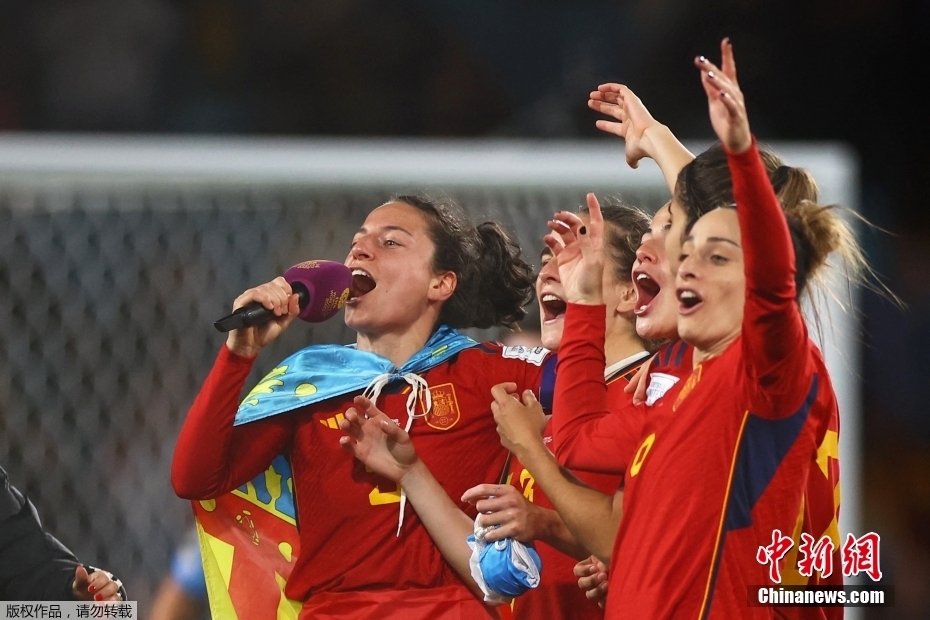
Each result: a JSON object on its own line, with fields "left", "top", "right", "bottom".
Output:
{"left": 0, "top": 466, "right": 125, "bottom": 602}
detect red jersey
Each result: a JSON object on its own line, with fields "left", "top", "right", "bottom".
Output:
{"left": 779, "top": 346, "right": 843, "bottom": 620}
{"left": 172, "top": 341, "right": 552, "bottom": 619}
{"left": 509, "top": 356, "right": 646, "bottom": 620}
{"left": 598, "top": 142, "right": 840, "bottom": 619}
{"left": 550, "top": 305, "right": 668, "bottom": 475}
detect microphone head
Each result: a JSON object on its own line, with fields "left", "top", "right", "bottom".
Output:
{"left": 284, "top": 260, "right": 353, "bottom": 323}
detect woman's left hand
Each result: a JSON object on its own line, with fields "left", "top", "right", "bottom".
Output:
{"left": 71, "top": 565, "right": 123, "bottom": 602}
{"left": 544, "top": 193, "right": 606, "bottom": 306}
{"left": 696, "top": 38, "right": 752, "bottom": 153}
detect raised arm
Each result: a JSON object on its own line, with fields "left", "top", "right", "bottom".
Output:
{"left": 589, "top": 84, "right": 695, "bottom": 193}
{"left": 546, "top": 195, "right": 640, "bottom": 474}
{"left": 696, "top": 39, "right": 811, "bottom": 408}
{"left": 550, "top": 303, "right": 641, "bottom": 474}
{"left": 171, "top": 346, "right": 293, "bottom": 498}
{"left": 172, "top": 278, "right": 302, "bottom": 498}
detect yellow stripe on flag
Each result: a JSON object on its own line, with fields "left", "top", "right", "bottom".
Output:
{"left": 196, "top": 521, "right": 240, "bottom": 620}
{"left": 816, "top": 430, "right": 838, "bottom": 478}
{"left": 275, "top": 573, "right": 302, "bottom": 620}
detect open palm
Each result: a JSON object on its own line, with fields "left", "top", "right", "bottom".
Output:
{"left": 696, "top": 39, "right": 751, "bottom": 153}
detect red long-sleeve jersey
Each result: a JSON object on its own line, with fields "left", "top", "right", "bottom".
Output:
{"left": 550, "top": 306, "right": 686, "bottom": 476}
{"left": 172, "top": 342, "right": 551, "bottom": 619}
{"left": 545, "top": 142, "right": 839, "bottom": 619}
{"left": 602, "top": 142, "right": 840, "bottom": 619}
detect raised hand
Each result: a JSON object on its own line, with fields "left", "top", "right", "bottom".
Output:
{"left": 339, "top": 395, "right": 418, "bottom": 483}
{"left": 695, "top": 38, "right": 752, "bottom": 153}
{"left": 225, "top": 276, "right": 301, "bottom": 357}
{"left": 543, "top": 193, "right": 605, "bottom": 306}
{"left": 461, "top": 483, "right": 547, "bottom": 544}
{"left": 490, "top": 383, "right": 547, "bottom": 457}
{"left": 589, "top": 83, "right": 663, "bottom": 169}
{"left": 71, "top": 565, "right": 123, "bottom": 602}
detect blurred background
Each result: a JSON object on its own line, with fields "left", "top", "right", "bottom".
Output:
{"left": 0, "top": 0, "right": 927, "bottom": 617}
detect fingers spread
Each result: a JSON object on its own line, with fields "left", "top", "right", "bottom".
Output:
{"left": 594, "top": 119, "right": 625, "bottom": 138}
{"left": 543, "top": 232, "right": 566, "bottom": 257}
{"left": 379, "top": 417, "right": 405, "bottom": 440}
{"left": 339, "top": 416, "right": 363, "bottom": 442}
{"left": 552, "top": 211, "right": 586, "bottom": 238}
{"left": 721, "top": 37, "right": 737, "bottom": 81}
{"left": 585, "top": 193, "right": 604, "bottom": 228}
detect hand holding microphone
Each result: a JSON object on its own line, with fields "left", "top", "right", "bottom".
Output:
{"left": 216, "top": 260, "right": 352, "bottom": 357}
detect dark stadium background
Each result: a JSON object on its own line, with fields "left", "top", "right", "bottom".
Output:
{"left": 0, "top": 1, "right": 926, "bottom": 617}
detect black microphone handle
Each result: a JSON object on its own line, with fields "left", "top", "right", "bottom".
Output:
{"left": 213, "top": 283, "right": 310, "bottom": 333}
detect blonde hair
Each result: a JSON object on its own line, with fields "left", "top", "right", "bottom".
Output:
{"left": 777, "top": 171, "right": 900, "bottom": 342}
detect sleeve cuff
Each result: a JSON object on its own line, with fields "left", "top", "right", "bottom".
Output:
{"left": 218, "top": 344, "right": 258, "bottom": 367}
{"left": 723, "top": 135, "right": 759, "bottom": 162}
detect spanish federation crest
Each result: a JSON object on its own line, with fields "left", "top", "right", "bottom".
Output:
{"left": 420, "top": 383, "right": 461, "bottom": 430}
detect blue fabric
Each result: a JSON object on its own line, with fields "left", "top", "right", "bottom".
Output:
{"left": 467, "top": 535, "right": 542, "bottom": 598}
{"left": 234, "top": 325, "right": 478, "bottom": 425}
{"left": 171, "top": 533, "right": 208, "bottom": 601}
{"left": 724, "top": 375, "right": 819, "bottom": 532}
{"left": 538, "top": 355, "right": 558, "bottom": 413}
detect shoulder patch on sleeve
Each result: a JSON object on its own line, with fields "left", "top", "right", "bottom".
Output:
{"left": 501, "top": 345, "right": 550, "bottom": 367}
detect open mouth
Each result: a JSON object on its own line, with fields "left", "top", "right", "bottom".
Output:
{"left": 677, "top": 288, "right": 703, "bottom": 314}
{"left": 633, "top": 271, "right": 661, "bottom": 315}
{"left": 540, "top": 293, "right": 567, "bottom": 322}
{"left": 349, "top": 268, "right": 377, "bottom": 302}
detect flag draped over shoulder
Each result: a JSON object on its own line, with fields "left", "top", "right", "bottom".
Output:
{"left": 193, "top": 326, "right": 478, "bottom": 619}
{"left": 195, "top": 455, "right": 302, "bottom": 619}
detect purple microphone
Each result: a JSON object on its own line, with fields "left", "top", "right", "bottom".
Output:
{"left": 213, "top": 260, "right": 353, "bottom": 332}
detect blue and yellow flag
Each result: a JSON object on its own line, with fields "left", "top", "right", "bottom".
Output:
{"left": 195, "top": 455, "right": 302, "bottom": 619}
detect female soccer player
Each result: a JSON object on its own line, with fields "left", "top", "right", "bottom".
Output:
{"left": 509, "top": 40, "right": 862, "bottom": 618}
{"left": 566, "top": 72, "right": 844, "bottom": 615}
{"left": 338, "top": 197, "right": 651, "bottom": 619}
{"left": 171, "top": 196, "right": 552, "bottom": 620}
